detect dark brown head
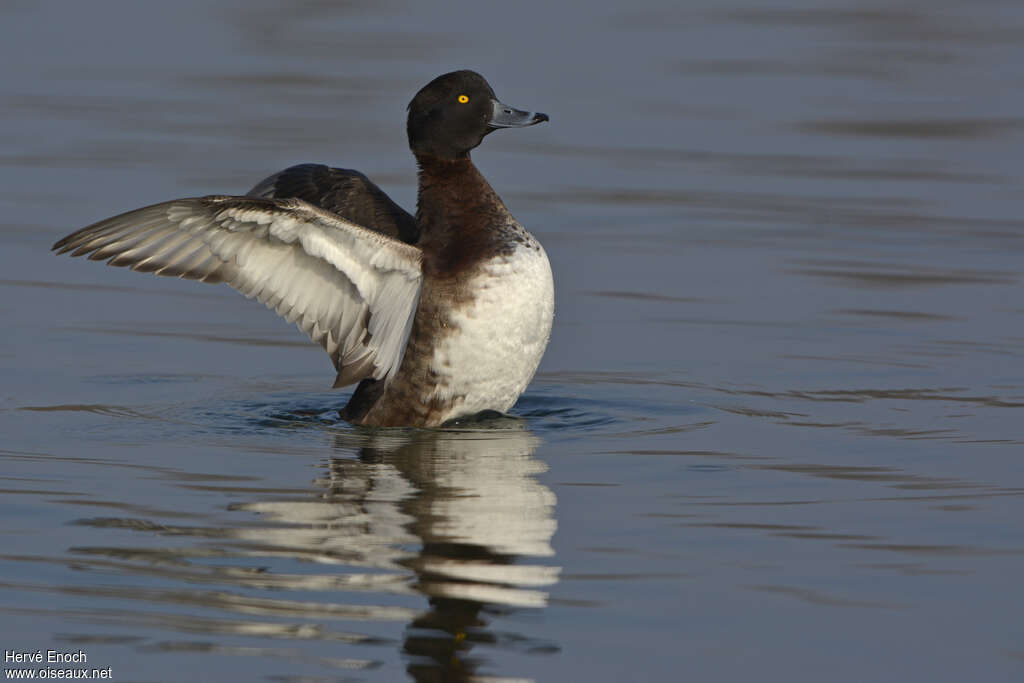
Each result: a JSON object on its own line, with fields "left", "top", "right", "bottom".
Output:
{"left": 406, "top": 70, "right": 548, "bottom": 160}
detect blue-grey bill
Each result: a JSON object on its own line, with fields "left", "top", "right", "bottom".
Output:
{"left": 487, "top": 99, "right": 549, "bottom": 128}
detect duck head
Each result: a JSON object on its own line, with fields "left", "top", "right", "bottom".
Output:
{"left": 407, "top": 70, "right": 548, "bottom": 161}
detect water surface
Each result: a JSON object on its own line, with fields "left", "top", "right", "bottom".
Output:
{"left": 2, "top": 1, "right": 1024, "bottom": 681}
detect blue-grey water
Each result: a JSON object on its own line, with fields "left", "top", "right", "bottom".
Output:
{"left": 3, "top": 1, "right": 1024, "bottom": 681}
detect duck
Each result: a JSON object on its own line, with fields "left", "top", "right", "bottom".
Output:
{"left": 52, "top": 70, "right": 554, "bottom": 427}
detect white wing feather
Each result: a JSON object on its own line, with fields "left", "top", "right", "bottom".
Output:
{"left": 53, "top": 196, "right": 423, "bottom": 384}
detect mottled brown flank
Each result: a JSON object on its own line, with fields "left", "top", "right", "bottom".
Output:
{"left": 342, "top": 156, "right": 518, "bottom": 426}
{"left": 250, "top": 163, "right": 419, "bottom": 244}
{"left": 343, "top": 286, "right": 468, "bottom": 425}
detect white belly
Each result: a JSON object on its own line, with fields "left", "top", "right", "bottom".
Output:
{"left": 430, "top": 242, "right": 554, "bottom": 421}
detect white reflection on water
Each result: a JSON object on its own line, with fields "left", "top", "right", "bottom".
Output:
{"left": 236, "top": 424, "right": 559, "bottom": 608}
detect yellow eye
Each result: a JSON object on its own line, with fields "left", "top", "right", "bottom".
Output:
{"left": 457, "top": 94, "right": 469, "bottom": 104}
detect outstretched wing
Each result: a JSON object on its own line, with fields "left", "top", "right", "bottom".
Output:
{"left": 248, "top": 164, "right": 419, "bottom": 244}
{"left": 53, "top": 196, "right": 423, "bottom": 386}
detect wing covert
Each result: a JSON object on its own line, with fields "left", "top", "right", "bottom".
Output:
{"left": 248, "top": 164, "right": 419, "bottom": 244}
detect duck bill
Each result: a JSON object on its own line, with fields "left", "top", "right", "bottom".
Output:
{"left": 487, "top": 99, "right": 549, "bottom": 129}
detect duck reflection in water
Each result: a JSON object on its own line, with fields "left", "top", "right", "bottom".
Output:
{"left": 239, "top": 417, "right": 560, "bottom": 681}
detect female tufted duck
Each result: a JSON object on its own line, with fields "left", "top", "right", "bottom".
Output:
{"left": 52, "top": 70, "right": 553, "bottom": 427}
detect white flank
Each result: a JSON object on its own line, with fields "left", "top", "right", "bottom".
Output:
{"left": 429, "top": 237, "right": 555, "bottom": 421}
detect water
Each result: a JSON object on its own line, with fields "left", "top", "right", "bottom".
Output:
{"left": 3, "top": 0, "right": 1024, "bottom": 681}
